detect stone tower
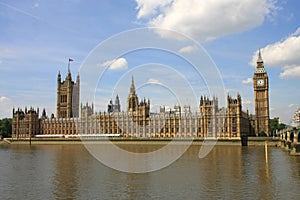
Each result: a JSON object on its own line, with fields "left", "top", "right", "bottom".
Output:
{"left": 108, "top": 95, "right": 121, "bottom": 113}
{"left": 199, "top": 96, "right": 218, "bottom": 137}
{"left": 127, "top": 75, "right": 150, "bottom": 123}
{"left": 227, "top": 94, "right": 242, "bottom": 137}
{"left": 127, "top": 76, "right": 139, "bottom": 112}
{"left": 114, "top": 94, "right": 121, "bottom": 112}
{"left": 56, "top": 65, "right": 80, "bottom": 118}
{"left": 253, "top": 50, "right": 270, "bottom": 135}
{"left": 12, "top": 107, "right": 40, "bottom": 138}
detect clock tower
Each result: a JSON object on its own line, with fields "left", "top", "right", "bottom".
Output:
{"left": 253, "top": 50, "right": 270, "bottom": 135}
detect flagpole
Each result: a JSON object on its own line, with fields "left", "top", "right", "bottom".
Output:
{"left": 68, "top": 58, "right": 74, "bottom": 73}
{"left": 68, "top": 58, "right": 70, "bottom": 73}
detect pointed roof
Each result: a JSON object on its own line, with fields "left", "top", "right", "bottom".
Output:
{"left": 257, "top": 49, "right": 263, "bottom": 63}
{"left": 130, "top": 75, "right": 136, "bottom": 94}
{"left": 76, "top": 72, "right": 80, "bottom": 82}
{"left": 255, "top": 49, "right": 266, "bottom": 73}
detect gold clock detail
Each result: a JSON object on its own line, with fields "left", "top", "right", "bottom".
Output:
{"left": 257, "top": 79, "right": 264, "bottom": 86}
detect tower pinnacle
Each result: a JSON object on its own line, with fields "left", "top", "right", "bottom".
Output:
{"left": 130, "top": 75, "right": 136, "bottom": 94}
{"left": 257, "top": 49, "right": 263, "bottom": 63}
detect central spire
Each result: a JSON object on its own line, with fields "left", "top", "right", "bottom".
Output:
{"left": 130, "top": 75, "right": 136, "bottom": 94}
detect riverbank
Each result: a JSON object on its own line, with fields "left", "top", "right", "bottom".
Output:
{"left": 1, "top": 137, "right": 280, "bottom": 146}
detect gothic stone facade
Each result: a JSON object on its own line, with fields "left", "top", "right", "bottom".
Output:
{"left": 77, "top": 93, "right": 250, "bottom": 138}
{"left": 56, "top": 69, "right": 80, "bottom": 118}
{"left": 13, "top": 53, "right": 270, "bottom": 138}
{"left": 12, "top": 107, "right": 40, "bottom": 139}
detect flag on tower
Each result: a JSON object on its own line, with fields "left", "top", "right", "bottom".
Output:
{"left": 68, "top": 58, "right": 74, "bottom": 73}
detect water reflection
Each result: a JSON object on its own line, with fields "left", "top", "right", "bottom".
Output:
{"left": 53, "top": 145, "right": 79, "bottom": 199}
{"left": 0, "top": 144, "right": 299, "bottom": 199}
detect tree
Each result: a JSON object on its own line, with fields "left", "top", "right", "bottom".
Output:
{"left": 258, "top": 131, "right": 267, "bottom": 137}
{"left": 0, "top": 118, "right": 12, "bottom": 138}
{"left": 270, "top": 118, "right": 286, "bottom": 136}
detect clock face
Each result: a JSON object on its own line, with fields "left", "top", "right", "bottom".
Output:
{"left": 257, "top": 79, "right": 264, "bottom": 86}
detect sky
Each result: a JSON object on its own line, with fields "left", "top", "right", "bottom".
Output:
{"left": 0, "top": 0, "right": 299, "bottom": 124}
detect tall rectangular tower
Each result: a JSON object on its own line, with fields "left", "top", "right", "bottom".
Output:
{"left": 56, "top": 68, "right": 80, "bottom": 118}
{"left": 253, "top": 50, "right": 270, "bottom": 135}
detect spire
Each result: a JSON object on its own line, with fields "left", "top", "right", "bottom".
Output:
{"left": 255, "top": 49, "right": 266, "bottom": 73}
{"left": 115, "top": 94, "right": 120, "bottom": 104}
{"left": 76, "top": 73, "right": 80, "bottom": 83}
{"left": 130, "top": 75, "right": 136, "bottom": 94}
{"left": 57, "top": 70, "right": 61, "bottom": 81}
{"left": 257, "top": 49, "right": 263, "bottom": 63}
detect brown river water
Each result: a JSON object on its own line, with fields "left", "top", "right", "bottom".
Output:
{"left": 0, "top": 144, "right": 299, "bottom": 199}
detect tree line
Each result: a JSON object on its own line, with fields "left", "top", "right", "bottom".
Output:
{"left": 0, "top": 118, "right": 12, "bottom": 138}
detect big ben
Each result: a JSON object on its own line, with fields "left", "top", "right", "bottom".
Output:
{"left": 253, "top": 50, "right": 270, "bottom": 135}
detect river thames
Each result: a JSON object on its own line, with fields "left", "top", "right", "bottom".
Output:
{"left": 0, "top": 144, "right": 299, "bottom": 199}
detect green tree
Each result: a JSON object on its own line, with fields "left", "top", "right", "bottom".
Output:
{"left": 278, "top": 123, "right": 286, "bottom": 130}
{"left": 0, "top": 118, "right": 12, "bottom": 138}
{"left": 270, "top": 118, "right": 286, "bottom": 136}
{"left": 258, "top": 131, "right": 267, "bottom": 137}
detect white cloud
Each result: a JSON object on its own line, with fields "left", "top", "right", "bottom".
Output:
{"left": 242, "top": 78, "right": 253, "bottom": 84}
{"left": 0, "top": 48, "right": 16, "bottom": 59}
{"left": 225, "top": 88, "right": 235, "bottom": 94}
{"left": 99, "top": 58, "right": 128, "bottom": 71}
{"left": 279, "top": 65, "right": 300, "bottom": 79}
{"left": 250, "top": 27, "right": 300, "bottom": 79}
{"left": 99, "top": 60, "right": 113, "bottom": 67}
{"left": 178, "top": 45, "right": 198, "bottom": 54}
{"left": 288, "top": 104, "right": 295, "bottom": 108}
{"left": 243, "top": 100, "right": 252, "bottom": 105}
{"left": 147, "top": 78, "right": 162, "bottom": 84}
{"left": 250, "top": 32, "right": 300, "bottom": 67}
{"left": 0, "top": 96, "right": 10, "bottom": 102}
{"left": 135, "top": 0, "right": 277, "bottom": 41}
{"left": 291, "top": 27, "right": 300, "bottom": 36}
{"left": 135, "top": 0, "right": 173, "bottom": 19}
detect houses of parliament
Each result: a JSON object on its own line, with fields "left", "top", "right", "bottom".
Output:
{"left": 11, "top": 52, "right": 270, "bottom": 139}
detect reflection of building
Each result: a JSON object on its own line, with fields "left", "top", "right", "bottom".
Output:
{"left": 12, "top": 53, "right": 270, "bottom": 138}
{"left": 253, "top": 50, "right": 270, "bottom": 135}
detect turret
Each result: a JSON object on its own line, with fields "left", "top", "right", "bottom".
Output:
{"left": 42, "top": 108, "right": 47, "bottom": 119}
{"left": 200, "top": 96, "right": 203, "bottom": 106}
{"left": 76, "top": 73, "right": 80, "bottom": 83}
{"left": 237, "top": 93, "right": 242, "bottom": 104}
{"left": 57, "top": 71, "right": 61, "bottom": 82}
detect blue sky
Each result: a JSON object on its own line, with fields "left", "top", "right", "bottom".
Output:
{"left": 0, "top": 0, "right": 299, "bottom": 124}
